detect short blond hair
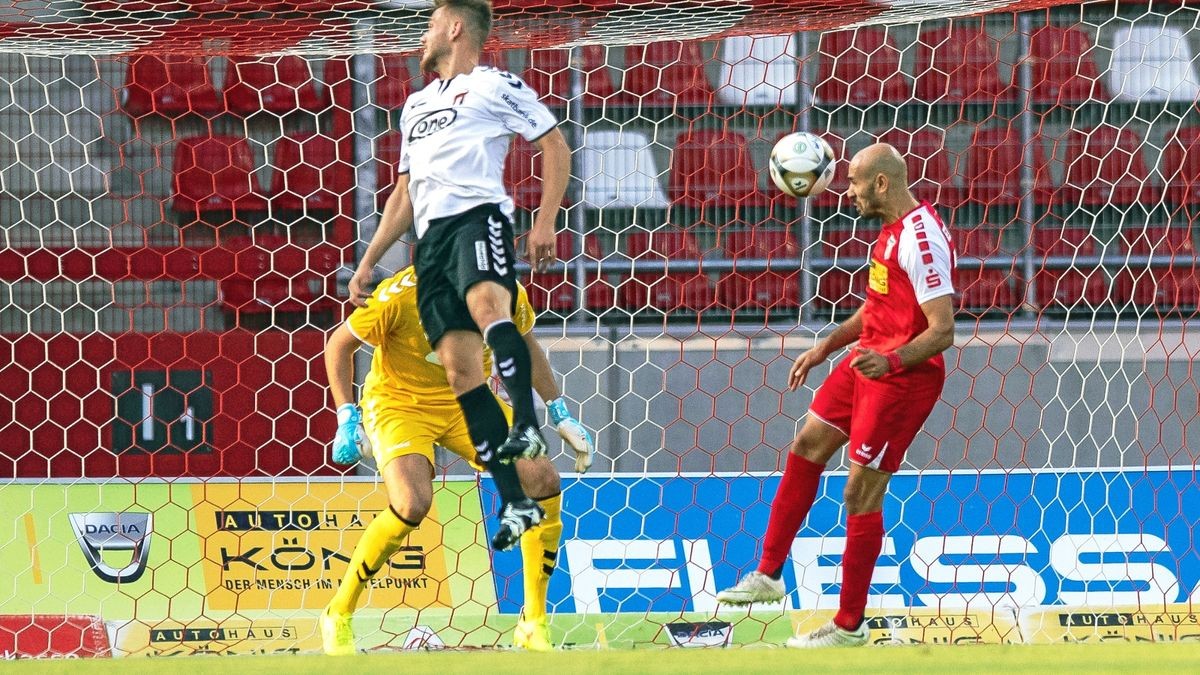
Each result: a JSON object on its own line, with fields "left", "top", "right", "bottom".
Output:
{"left": 434, "top": 0, "right": 492, "bottom": 45}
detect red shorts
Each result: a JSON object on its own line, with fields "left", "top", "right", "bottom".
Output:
{"left": 808, "top": 357, "right": 944, "bottom": 473}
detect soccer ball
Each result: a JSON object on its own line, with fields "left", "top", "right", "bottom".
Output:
{"left": 768, "top": 132, "right": 836, "bottom": 199}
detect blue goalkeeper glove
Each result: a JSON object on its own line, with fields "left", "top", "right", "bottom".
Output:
{"left": 547, "top": 397, "right": 595, "bottom": 473}
{"left": 332, "top": 403, "right": 370, "bottom": 466}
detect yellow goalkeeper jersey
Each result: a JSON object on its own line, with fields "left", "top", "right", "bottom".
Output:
{"left": 346, "top": 266, "right": 536, "bottom": 405}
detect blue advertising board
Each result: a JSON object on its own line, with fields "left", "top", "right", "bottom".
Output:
{"left": 482, "top": 469, "right": 1200, "bottom": 614}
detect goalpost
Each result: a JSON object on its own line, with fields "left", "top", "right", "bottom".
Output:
{"left": 2, "top": 0, "right": 1199, "bottom": 657}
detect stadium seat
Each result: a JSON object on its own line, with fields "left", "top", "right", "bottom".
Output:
{"left": 1032, "top": 225, "right": 1100, "bottom": 257}
{"left": 504, "top": 136, "right": 574, "bottom": 212}
{"left": 717, "top": 227, "right": 802, "bottom": 311}
{"left": 1114, "top": 266, "right": 1200, "bottom": 312}
{"left": 1161, "top": 126, "right": 1200, "bottom": 208}
{"left": 957, "top": 226, "right": 1004, "bottom": 258}
{"left": 618, "top": 228, "right": 715, "bottom": 312}
{"left": 526, "top": 231, "right": 614, "bottom": 313}
{"left": 881, "top": 128, "right": 962, "bottom": 207}
{"left": 1025, "top": 25, "right": 1109, "bottom": 104}
{"left": 170, "top": 135, "right": 267, "bottom": 215}
{"left": 915, "top": 21, "right": 1011, "bottom": 103}
{"left": 522, "top": 46, "right": 615, "bottom": 108}
{"left": 716, "top": 34, "right": 799, "bottom": 107}
{"left": 1055, "top": 125, "right": 1158, "bottom": 209}
{"left": 817, "top": 268, "right": 867, "bottom": 309}
{"left": 122, "top": 55, "right": 221, "bottom": 118}
{"left": 218, "top": 235, "right": 341, "bottom": 318}
{"left": 269, "top": 133, "right": 346, "bottom": 213}
{"left": 579, "top": 129, "right": 669, "bottom": 209}
{"left": 816, "top": 28, "right": 910, "bottom": 106}
{"left": 821, "top": 226, "right": 872, "bottom": 258}
{"left": 965, "top": 123, "right": 1052, "bottom": 207}
{"left": 1120, "top": 225, "right": 1195, "bottom": 257}
{"left": 669, "top": 128, "right": 766, "bottom": 209}
{"left": 223, "top": 56, "right": 325, "bottom": 115}
{"left": 1034, "top": 267, "right": 1111, "bottom": 310}
{"left": 955, "top": 266, "right": 1020, "bottom": 314}
{"left": 620, "top": 40, "right": 715, "bottom": 107}
{"left": 375, "top": 130, "right": 402, "bottom": 208}
{"left": 324, "top": 54, "right": 411, "bottom": 109}
{"left": 1109, "top": 25, "right": 1200, "bottom": 103}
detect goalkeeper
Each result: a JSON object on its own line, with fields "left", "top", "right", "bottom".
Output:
{"left": 320, "top": 265, "right": 594, "bottom": 655}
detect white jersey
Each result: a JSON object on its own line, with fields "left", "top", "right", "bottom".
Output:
{"left": 397, "top": 66, "right": 559, "bottom": 238}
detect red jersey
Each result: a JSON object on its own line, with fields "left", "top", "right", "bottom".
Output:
{"left": 858, "top": 201, "right": 956, "bottom": 373}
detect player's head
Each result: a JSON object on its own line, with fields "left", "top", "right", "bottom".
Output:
{"left": 845, "top": 143, "right": 913, "bottom": 219}
{"left": 421, "top": 0, "right": 492, "bottom": 73}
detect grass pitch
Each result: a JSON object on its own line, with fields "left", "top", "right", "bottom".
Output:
{"left": 10, "top": 642, "right": 1200, "bottom": 674}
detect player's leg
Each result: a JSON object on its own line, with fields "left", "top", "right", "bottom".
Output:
{"left": 718, "top": 359, "right": 854, "bottom": 606}
{"left": 513, "top": 455, "right": 562, "bottom": 651}
{"left": 451, "top": 209, "right": 544, "bottom": 462}
{"left": 789, "top": 378, "right": 942, "bottom": 649}
{"left": 321, "top": 405, "right": 438, "bottom": 656}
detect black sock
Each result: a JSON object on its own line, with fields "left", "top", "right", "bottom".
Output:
{"left": 457, "top": 384, "right": 527, "bottom": 504}
{"left": 484, "top": 320, "right": 538, "bottom": 429}
{"left": 766, "top": 564, "right": 784, "bottom": 581}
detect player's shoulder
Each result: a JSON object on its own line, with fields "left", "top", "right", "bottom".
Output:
{"left": 470, "top": 65, "right": 530, "bottom": 92}
{"left": 369, "top": 267, "right": 419, "bottom": 307}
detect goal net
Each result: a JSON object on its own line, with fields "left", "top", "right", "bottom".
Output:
{"left": 2, "top": 0, "right": 1199, "bottom": 657}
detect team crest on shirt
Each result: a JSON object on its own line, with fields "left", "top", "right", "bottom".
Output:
{"left": 869, "top": 258, "right": 889, "bottom": 294}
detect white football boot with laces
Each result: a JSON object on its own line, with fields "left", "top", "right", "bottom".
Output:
{"left": 715, "top": 571, "right": 786, "bottom": 605}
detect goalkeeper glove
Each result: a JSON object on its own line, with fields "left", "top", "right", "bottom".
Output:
{"left": 332, "top": 403, "right": 369, "bottom": 466}
{"left": 547, "top": 397, "right": 594, "bottom": 473}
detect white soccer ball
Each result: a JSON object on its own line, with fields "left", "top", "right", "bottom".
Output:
{"left": 768, "top": 132, "right": 836, "bottom": 199}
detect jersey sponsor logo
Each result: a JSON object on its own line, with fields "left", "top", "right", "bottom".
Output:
{"left": 499, "top": 91, "right": 538, "bottom": 129}
{"left": 475, "top": 240, "right": 489, "bottom": 271}
{"left": 925, "top": 269, "right": 943, "bottom": 289}
{"left": 408, "top": 108, "right": 458, "bottom": 140}
{"left": 869, "top": 258, "right": 889, "bottom": 294}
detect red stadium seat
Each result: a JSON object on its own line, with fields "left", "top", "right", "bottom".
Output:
{"left": 955, "top": 267, "right": 1020, "bottom": 313}
{"left": 324, "top": 54, "right": 411, "bottom": 109}
{"left": 717, "top": 227, "right": 802, "bottom": 310}
{"left": 957, "top": 226, "right": 1004, "bottom": 257}
{"left": 505, "top": 136, "right": 576, "bottom": 211}
{"left": 881, "top": 128, "right": 962, "bottom": 207}
{"left": 123, "top": 55, "right": 221, "bottom": 118}
{"left": 619, "top": 228, "right": 715, "bottom": 311}
{"left": 816, "top": 29, "right": 910, "bottom": 105}
{"left": 1055, "top": 125, "right": 1158, "bottom": 209}
{"left": 821, "top": 227, "right": 872, "bottom": 258}
{"left": 223, "top": 56, "right": 325, "bottom": 115}
{"left": 1115, "top": 267, "right": 1200, "bottom": 311}
{"left": 1034, "top": 267, "right": 1110, "bottom": 310}
{"left": 375, "top": 130, "right": 402, "bottom": 208}
{"left": 1121, "top": 225, "right": 1195, "bottom": 257}
{"left": 522, "top": 46, "right": 614, "bottom": 107}
{"left": 965, "top": 124, "right": 1052, "bottom": 207}
{"left": 171, "top": 135, "right": 267, "bottom": 215}
{"left": 817, "top": 268, "right": 867, "bottom": 309}
{"left": 915, "top": 22, "right": 1011, "bottom": 104}
{"left": 269, "top": 133, "right": 347, "bottom": 213}
{"left": 620, "top": 40, "right": 715, "bottom": 107}
{"left": 1162, "top": 127, "right": 1200, "bottom": 207}
{"left": 526, "top": 232, "right": 614, "bottom": 312}
{"left": 669, "top": 129, "right": 766, "bottom": 208}
{"left": 1025, "top": 25, "right": 1110, "bottom": 104}
{"left": 219, "top": 235, "right": 340, "bottom": 316}
{"left": 1032, "top": 225, "right": 1099, "bottom": 257}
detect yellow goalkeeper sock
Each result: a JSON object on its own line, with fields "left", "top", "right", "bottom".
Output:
{"left": 520, "top": 493, "right": 562, "bottom": 621}
{"left": 326, "top": 505, "right": 418, "bottom": 616}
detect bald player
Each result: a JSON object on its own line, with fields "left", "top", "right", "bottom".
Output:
{"left": 716, "top": 144, "right": 957, "bottom": 648}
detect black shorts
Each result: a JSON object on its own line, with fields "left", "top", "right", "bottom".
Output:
{"left": 414, "top": 203, "right": 519, "bottom": 348}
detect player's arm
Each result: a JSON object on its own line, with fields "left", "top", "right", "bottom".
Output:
{"left": 788, "top": 308, "right": 864, "bottom": 391}
{"left": 521, "top": 330, "right": 595, "bottom": 473}
{"left": 851, "top": 297, "right": 954, "bottom": 379}
{"left": 528, "top": 128, "right": 570, "bottom": 271}
{"left": 325, "top": 323, "right": 369, "bottom": 465}
{"left": 349, "top": 171, "right": 414, "bottom": 306}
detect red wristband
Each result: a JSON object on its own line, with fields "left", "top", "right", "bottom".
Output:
{"left": 885, "top": 351, "right": 903, "bottom": 373}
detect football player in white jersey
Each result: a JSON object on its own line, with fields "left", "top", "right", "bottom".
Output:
{"left": 348, "top": 0, "right": 571, "bottom": 552}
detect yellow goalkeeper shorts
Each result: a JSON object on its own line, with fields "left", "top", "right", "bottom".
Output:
{"left": 361, "top": 394, "right": 513, "bottom": 473}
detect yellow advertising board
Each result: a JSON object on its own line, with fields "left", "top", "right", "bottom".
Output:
{"left": 1021, "top": 605, "right": 1200, "bottom": 643}
{"left": 792, "top": 609, "right": 1021, "bottom": 645}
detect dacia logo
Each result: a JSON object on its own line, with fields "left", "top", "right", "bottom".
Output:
{"left": 69, "top": 512, "right": 153, "bottom": 584}
{"left": 409, "top": 109, "right": 458, "bottom": 141}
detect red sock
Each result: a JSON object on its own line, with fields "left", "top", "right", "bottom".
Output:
{"left": 756, "top": 453, "right": 824, "bottom": 578}
{"left": 834, "top": 511, "right": 885, "bottom": 631}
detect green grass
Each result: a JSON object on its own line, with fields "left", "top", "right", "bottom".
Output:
{"left": 10, "top": 642, "right": 1200, "bottom": 674}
